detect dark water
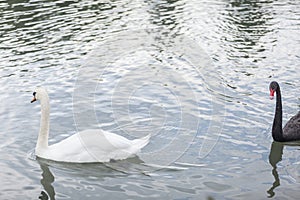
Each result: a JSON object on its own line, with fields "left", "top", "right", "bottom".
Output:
{"left": 0, "top": 0, "right": 299, "bottom": 199}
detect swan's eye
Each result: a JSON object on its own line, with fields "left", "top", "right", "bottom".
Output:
{"left": 33, "top": 92, "right": 36, "bottom": 96}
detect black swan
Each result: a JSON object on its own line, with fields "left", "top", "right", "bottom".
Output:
{"left": 269, "top": 81, "right": 300, "bottom": 142}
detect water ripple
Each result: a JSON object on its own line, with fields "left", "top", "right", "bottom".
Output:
{"left": 0, "top": 0, "right": 300, "bottom": 199}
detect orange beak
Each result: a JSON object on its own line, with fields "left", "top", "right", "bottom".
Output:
{"left": 31, "top": 97, "right": 37, "bottom": 103}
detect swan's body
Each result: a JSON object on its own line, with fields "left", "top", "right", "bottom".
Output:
{"left": 269, "top": 81, "right": 300, "bottom": 142}
{"left": 31, "top": 87, "right": 150, "bottom": 163}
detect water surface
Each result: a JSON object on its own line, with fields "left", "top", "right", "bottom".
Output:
{"left": 0, "top": 0, "right": 299, "bottom": 199}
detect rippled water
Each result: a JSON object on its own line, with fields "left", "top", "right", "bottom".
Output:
{"left": 0, "top": 0, "right": 299, "bottom": 199}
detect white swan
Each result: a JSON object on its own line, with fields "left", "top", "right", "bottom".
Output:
{"left": 31, "top": 87, "right": 150, "bottom": 163}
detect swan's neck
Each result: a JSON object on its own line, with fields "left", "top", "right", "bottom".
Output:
{"left": 36, "top": 96, "right": 50, "bottom": 152}
{"left": 272, "top": 86, "right": 283, "bottom": 141}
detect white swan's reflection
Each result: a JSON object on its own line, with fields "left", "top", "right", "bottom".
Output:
{"left": 36, "top": 156, "right": 184, "bottom": 199}
{"left": 38, "top": 160, "right": 55, "bottom": 200}
{"left": 37, "top": 158, "right": 144, "bottom": 200}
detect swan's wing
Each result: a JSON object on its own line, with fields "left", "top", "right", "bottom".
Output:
{"left": 46, "top": 133, "right": 98, "bottom": 162}
{"left": 46, "top": 129, "right": 143, "bottom": 163}
{"left": 44, "top": 129, "right": 148, "bottom": 163}
{"left": 283, "top": 111, "right": 300, "bottom": 140}
{"left": 77, "top": 129, "right": 132, "bottom": 149}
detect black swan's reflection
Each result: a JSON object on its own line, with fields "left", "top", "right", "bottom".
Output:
{"left": 267, "top": 141, "right": 300, "bottom": 197}
{"left": 267, "top": 141, "right": 283, "bottom": 198}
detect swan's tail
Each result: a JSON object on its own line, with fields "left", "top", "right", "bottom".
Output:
{"left": 131, "top": 134, "right": 151, "bottom": 152}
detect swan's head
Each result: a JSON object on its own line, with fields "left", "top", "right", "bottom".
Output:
{"left": 31, "top": 87, "right": 48, "bottom": 103}
{"left": 269, "top": 81, "right": 278, "bottom": 100}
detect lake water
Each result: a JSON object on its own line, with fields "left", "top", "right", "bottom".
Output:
{"left": 0, "top": 0, "right": 299, "bottom": 199}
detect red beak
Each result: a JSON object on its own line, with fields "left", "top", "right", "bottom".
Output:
{"left": 269, "top": 89, "right": 275, "bottom": 100}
